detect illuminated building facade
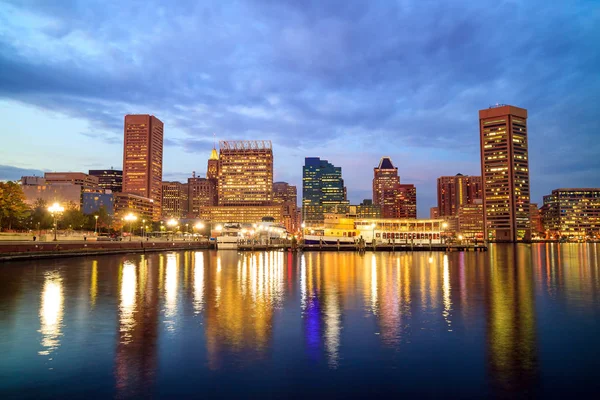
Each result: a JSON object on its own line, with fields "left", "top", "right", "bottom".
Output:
{"left": 44, "top": 172, "right": 99, "bottom": 189}
{"left": 89, "top": 168, "right": 122, "bottom": 192}
{"left": 381, "top": 184, "right": 417, "bottom": 219}
{"left": 479, "top": 105, "right": 531, "bottom": 242}
{"left": 161, "top": 181, "right": 188, "bottom": 218}
{"left": 218, "top": 140, "right": 273, "bottom": 206}
{"left": 437, "top": 174, "right": 482, "bottom": 217}
{"left": 122, "top": 114, "right": 164, "bottom": 221}
{"left": 430, "top": 207, "right": 439, "bottom": 219}
{"left": 198, "top": 205, "right": 284, "bottom": 224}
{"left": 541, "top": 188, "right": 600, "bottom": 239}
{"left": 529, "top": 203, "right": 543, "bottom": 237}
{"left": 457, "top": 201, "right": 484, "bottom": 240}
{"left": 273, "top": 181, "right": 299, "bottom": 233}
{"left": 302, "top": 157, "right": 348, "bottom": 224}
{"left": 373, "top": 157, "right": 400, "bottom": 217}
{"left": 114, "top": 193, "right": 154, "bottom": 221}
{"left": 188, "top": 176, "right": 217, "bottom": 217}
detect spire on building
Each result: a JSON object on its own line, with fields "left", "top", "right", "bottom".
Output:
{"left": 209, "top": 148, "right": 219, "bottom": 161}
{"left": 378, "top": 156, "right": 395, "bottom": 169}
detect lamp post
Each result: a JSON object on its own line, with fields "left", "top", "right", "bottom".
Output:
{"left": 48, "top": 203, "right": 64, "bottom": 242}
{"left": 167, "top": 218, "right": 178, "bottom": 241}
{"left": 123, "top": 213, "right": 137, "bottom": 241}
{"left": 142, "top": 219, "right": 146, "bottom": 239}
{"left": 94, "top": 215, "right": 99, "bottom": 235}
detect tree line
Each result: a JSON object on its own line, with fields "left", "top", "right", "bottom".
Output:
{"left": 0, "top": 181, "right": 113, "bottom": 233}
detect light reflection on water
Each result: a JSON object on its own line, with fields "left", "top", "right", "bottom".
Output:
{"left": 38, "top": 272, "right": 64, "bottom": 357}
{"left": 0, "top": 244, "right": 599, "bottom": 398}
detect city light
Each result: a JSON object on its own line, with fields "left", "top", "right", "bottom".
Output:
{"left": 47, "top": 202, "right": 65, "bottom": 242}
{"left": 195, "top": 222, "right": 205, "bottom": 230}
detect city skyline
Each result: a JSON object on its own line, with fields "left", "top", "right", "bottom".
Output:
{"left": 1, "top": 1, "right": 599, "bottom": 217}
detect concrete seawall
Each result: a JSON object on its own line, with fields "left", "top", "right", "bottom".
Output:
{"left": 0, "top": 241, "right": 212, "bottom": 261}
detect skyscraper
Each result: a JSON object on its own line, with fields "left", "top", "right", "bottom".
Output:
{"left": 372, "top": 157, "right": 417, "bottom": 219}
{"left": 302, "top": 157, "right": 348, "bottom": 223}
{"left": 161, "top": 181, "right": 188, "bottom": 218}
{"left": 479, "top": 105, "right": 531, "bottom": 242}
{"left": 373, "top": 157, "right": 400, "bottom": 217}
{"left": 273, "top": 182, "right": 299, "bottom": 233}
{"left": 437, "top": 174, "right": 482, "bottom": 217}
{"left": 89, "top": 168, "right": 123, "bottom": 193}
{"left": 217, "top": 140, "right": 273, "bottom": 206}
{"left": 122, "top": 114, "right": 164, "bottom": 221}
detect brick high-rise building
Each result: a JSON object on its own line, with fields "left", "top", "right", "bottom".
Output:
{"left": 479, "top": 105, "right": 531, "bottom": 242}
{"left": 273, "top": 181, "right": 299, "bottom": 233}
{"left": 218, "top": 140, "right": 273, "bottom": 206}
{"left": 437, "top": 174, "right": 482, "bottom": 217}
{"left": 188, "top": 176, "right": 217, "bottom": 217}
{"left": 122, "top": 114, "right": 164, "bottom": 221}
{"left": 161, "top": 181, "right": 188, "bottom": 218}
{"left": 373, "top": 157, "right": 400, "bottom": 218}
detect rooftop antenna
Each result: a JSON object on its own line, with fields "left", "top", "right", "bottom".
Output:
{"left": 213, "top": 132, "right": 216, "bottom": 149}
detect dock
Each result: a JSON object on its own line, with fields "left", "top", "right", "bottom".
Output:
{"left": 237, "top": 243, "right": 487, "bottom": 252}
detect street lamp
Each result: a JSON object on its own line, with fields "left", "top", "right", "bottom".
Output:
{"left": 94, "top": 215, "right": 99, "bottom": 234}
{"left": 167, "top": 218, "right": 178, "bottom": 240}
{"left": 123, "top": 213, "right": 137, "bottom": 241}
{"left": 442, "top": 222, "right": 448, "bottom": 244}
{"left": 48, "top": 203, "right": 65, "bottom": 241}
{"left": 141, "top": 219, "right": 146, "bottom": 239}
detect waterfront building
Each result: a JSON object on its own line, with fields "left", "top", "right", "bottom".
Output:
{"left": 273, "top": 181, "right": 299, "bottom": 233}
{"left": 437, "top": 174, "right": 482, "bottom": 217}
{"left": 161, "top": 181, "right": 188, "bottom": 218}
{"left": 89, "top": 168, "right": 123, "bottom": 193}
{"left": 529, "top": 203, "right": 544, "bottom": 238}
{"left": 457, "top": 200, "right": 484, "bottom": 240}
{"left": 197, "top": 205, "right": 284, "bottom": 224}
{"left": 82, "top": 192, "right": 114, "bottom": 215}
{"left": 113, "top": 193, "right": 154, "bottom": 221}
{"left": 44, "top": 172, "right": 99, "bottom": 189}
{"left": 218, "top": 140, "right": 273, "bottom": 206}
{"left": 188, "top": 176, "right": 217, "bottom": 217}
{"left": 308, "top": 214, "right": 446, "bottom": 245}
{"left": 373, "top": 157, "right": 400, "bottom": 217}
{"left": 122, "top": 114, "right": 164, "bottom": 221}
{"left": 21, "top": 176, "right": 46, "bottom": 186}
{"left": 479, "top": 105, "right": 531, "bottom": 242}
{"left": 302, "top": 157, "right": 348, "bottom": 224}
{"left": 430, "top": 207, "right": 439, "bottom": 219}
{"left": 541, "top": 188, "right": 600, "bottom": 239}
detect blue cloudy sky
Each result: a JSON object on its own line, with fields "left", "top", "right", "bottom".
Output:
{"left": 1, "top": 0, "right": 599, "bottom": 217}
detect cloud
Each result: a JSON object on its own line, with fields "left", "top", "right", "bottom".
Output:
{"left": 0, "top": 0, "right": 599, "bottom": 216}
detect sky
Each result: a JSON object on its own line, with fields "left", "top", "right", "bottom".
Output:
{"left": 1, "top": 0, "right": 599, "bottom": 217}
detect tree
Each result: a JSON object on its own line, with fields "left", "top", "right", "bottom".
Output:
{"left": 0, "top": 182, "right": 29, "bottom": 231}
{"left": 61, "top": 206, "right": 85, "bottom": 231}
{"left": 30, "top": 198, "right": 54, "bottom": 230}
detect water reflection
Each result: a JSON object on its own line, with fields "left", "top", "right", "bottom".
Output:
{"left": 487, "top": 246, "right": 538, "bottom": 394}
{"left": 205, "top": 251, "right": 284, "bottom": 369}
{"left": 164, "top": 254, "right": 178, "bottom": 331}
{"left": 2, "top": 245, "right": 600, "bottom": 397}
{"left": 115, "top": 257, "right": 159, "bottom": 398}
{"left": 193, "top": 252, "right": 205, "bottom": 314}
{"left": 39, "top": 271, "right": 64, "bottom": 357}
